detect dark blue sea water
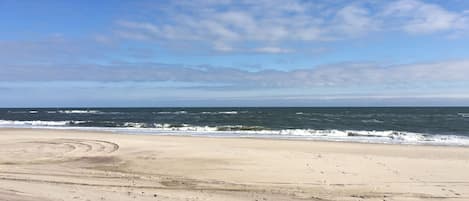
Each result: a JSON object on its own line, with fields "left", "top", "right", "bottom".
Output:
{"left": 1, "top": 107, "right": 469, "bottom": 146}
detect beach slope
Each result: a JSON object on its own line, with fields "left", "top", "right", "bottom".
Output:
{"left": 1, "top": 128, "right": 468, "bottom": 201}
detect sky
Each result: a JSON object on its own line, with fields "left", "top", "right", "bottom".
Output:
{"left": 1, "top": 0, "right": 469, "bottom": 107}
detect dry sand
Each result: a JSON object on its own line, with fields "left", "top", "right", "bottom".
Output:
{"left": 1, "top": 128, "right": 469, "bottom": 201}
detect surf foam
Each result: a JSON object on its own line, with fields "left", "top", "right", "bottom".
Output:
{"left": 1, "top": 120, "right": 469, "bottom": 146}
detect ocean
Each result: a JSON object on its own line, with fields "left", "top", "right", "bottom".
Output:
{"left": 1, "top": 107, "right": 469, "bottom": 146}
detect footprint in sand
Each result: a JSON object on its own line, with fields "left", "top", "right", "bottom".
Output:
{"left": 448, "top": 189, "right": 461, "bottom": 196}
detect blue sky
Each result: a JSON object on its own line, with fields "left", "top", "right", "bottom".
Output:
{"left": 1, "top": 0, "right": 469, "bottom": 107}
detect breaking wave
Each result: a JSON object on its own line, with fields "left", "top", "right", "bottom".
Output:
{"left": 361, "top": 119, "right": 384, "bottom": 123}
{"left": 156, "top": 111, "right": 187, "bottom": 114}
{"left": 156, "top": 111, "right": 242, "bottom": 115}
{"left": 58, "top": 110, "right": 101, "bottom": 114}
{"left": 1, "top": 119, "right": 469, "bottom": 146}
{"left": 0, "top": 120, "right": 87, "bottom": 126}
{"left": 458, "top": 113, "right": 469, "bottom": 118}
{"left": 54, "top": 110, "right": 122, "bottom": 115}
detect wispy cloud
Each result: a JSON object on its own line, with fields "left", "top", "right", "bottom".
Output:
{"left": 252, "top": 47, "right": 293, "bottom": 54}
{"left": 115, "top": 0, "right": 469, "bottom": 53}
{"left": 383, "top": 0, "right": 469, "bottom": 34}
{"left": 115, "top": 0, "right": 373, "bottom": 53}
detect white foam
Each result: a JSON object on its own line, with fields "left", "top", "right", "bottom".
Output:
{"left": 0, "top": 120, "right": 71, "bottom": 126}
{"left": 79, "top": 126, "right": 469, "bottom": 146}
{"left": 1, "top": 120, "right": 468, "bottom": 146}
{"left": 8, "top": 111, "right": 28, "bottom": 114}
{"left": 218, "top": 111, "right": 238, "bottom": 114}
{"left": 54, "top": 110, "right": 122, "bottom": 115}
{"left": 123, "top": 122, "right": 146, "bottom": 128}
{"left": 200, "top": 111, "right": 238, "bottom": 114}
{"left": 157, "top": 111, "right": 187, "bottom": 114}
{"left": 58, "top": 110, "right": 100, "bottom": 114}
{"left": 116, "top": 127, "right": 469, "bottom": 146}
{"left": 457, "top": 113, "right": 469, "bottom": 118}
{"left": 152, "top": 123, "right": 218, "bottom": 131}
{"left": 361, "top": 119, "right": 384, "bottom": 123}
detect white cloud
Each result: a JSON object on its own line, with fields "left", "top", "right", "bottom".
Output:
{"left": 213, "top": 41, "right": 235, "bottom": 52}
{"left": 114, "top": 0, "right": 469, "bottom": 53}
{"left": 334, "top": 5, "right": 379, "bottom": 35}
{"left": 383, "top": 0, "right": 469, "bottom": 34}
{"left": 253, "top": 47, "right": 293, "bottom": 54}
{"left": 116, "top": 0, "right": 376, "bottom": 53}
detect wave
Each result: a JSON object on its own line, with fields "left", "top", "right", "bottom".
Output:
{"left": 58, "top": 110, "right": 101, "bottom": 114}
{"left": 201, "top": 111, "right": 239, "bottom": 114}
{"left": 7, "top": 110, "right": 105, "bottom": 115}
{"left": 217, "top": 111, "right": 238, "bottom": 114}
{"left": 54, "top": 110, "right": 123, "bottom": 115}
{"left": 0, "top": 120, "right": 86, "bottom": 126}
{"left": 361, "top": 119, "right": 384, "bottom": 123}
{"left": 157, "top": 111, "right": 240, "bottom": 115}
{"left": 1, "top": 120, "right": 468, "bottom": 146}
{"left": 118, "top": 127, "right": 469, "bottom": 146}
{"left": 156, "top": 111, "right": 187, "bottom": 114}
{"left": 458, "top": 113, "right": 469, "bottom": 118}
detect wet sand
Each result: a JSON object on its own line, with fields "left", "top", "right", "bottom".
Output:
{"left": 1, "top": 128, "right": 469, "bottom": 201}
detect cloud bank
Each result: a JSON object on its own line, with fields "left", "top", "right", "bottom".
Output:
{"left": 3, "top": 60, "right": 469, "bottom": 88}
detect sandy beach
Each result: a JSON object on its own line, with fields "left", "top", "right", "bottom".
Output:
{"left": 1, "top": 128, "right": 468, "bottom": 201}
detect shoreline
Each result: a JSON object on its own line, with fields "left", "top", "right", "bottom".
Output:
{"left": 1, "top": 128, "right": 469, "bottom": 200}
{"left": 2, "top": 126, "right": 469, "bottom": 147}
{"left": 1, "top": 127, "right": 462, "bottom": 146}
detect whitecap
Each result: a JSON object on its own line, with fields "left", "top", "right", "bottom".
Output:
{"left": 58, "top": 110, "right": 100, "bottom": 114}
{"left": 0, "top": 120, "right": 69, "bottom": 126}
{"left": 156, "top": 111, "right": 187, "bottom": 114}
{"left": 1, "top": 120, "right": 469, "bottom": 146}
{"left": 361, "top": 119, "right": 384, "bottom": 123}
{"left": 457, "top": 113, "right": 469, "bottom": 118}
{"left": 218, "top": 111, "right": 238, "bottom": 114}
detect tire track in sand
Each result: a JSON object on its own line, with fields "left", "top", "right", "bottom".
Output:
{"left": 0, "top": 139, "right": 119, "bottom": 165}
